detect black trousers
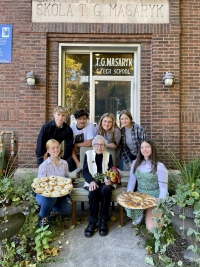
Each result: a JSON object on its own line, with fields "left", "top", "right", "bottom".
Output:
{"left": 67, "top": 154, "right": 80, "bottom": 172}
{"left": 88, "top": 184, "right": 112, "bottom": 223}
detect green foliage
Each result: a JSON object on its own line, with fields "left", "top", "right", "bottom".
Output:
{"left": 147, "top": 143, "right": 200, "bottom": 266}
{"left": 35, "top": 225, "right": 52, "bottom": 261}
{"left": 168, "top": 172, "right": 184, "bottom": 196}
{"left": 65, "top": 56, "right": 89, "bottom": 117}
{"left": 0, "top": 239, "right": 20, "bottom": 267}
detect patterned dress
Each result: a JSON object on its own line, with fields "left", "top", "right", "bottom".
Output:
{"left": 125, "top": 170, "right": 160, "bottom": 221}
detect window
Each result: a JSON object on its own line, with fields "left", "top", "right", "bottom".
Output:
{"left": 60, "top": 44, "right": 141, "bottom": 124}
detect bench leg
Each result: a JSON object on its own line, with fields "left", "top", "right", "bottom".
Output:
{"left": 119, "top": 205, "right": 124, "bottom": 227}
{"left": 112, "top": 202, "right": 115, "bottom": 210}
{"left": 72, "top": 201, "right": 76, "bottom": 226}
{"left": 81, "top": 202, "right": 84, "bottom": 210}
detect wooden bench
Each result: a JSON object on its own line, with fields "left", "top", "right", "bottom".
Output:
{"left": 71, "top": 185, "right": 126, "bottom": 226}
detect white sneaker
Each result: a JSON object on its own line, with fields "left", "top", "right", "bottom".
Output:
{"left": 132, "top": 215, "right": 144, "bottom": 225}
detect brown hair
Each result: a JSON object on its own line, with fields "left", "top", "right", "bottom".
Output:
{"left": 43, "top": 139, "right": 63, "bottom": 160}
{"left": 133, "top": 137, "right": 158, "bottom": 174}
{"left": 97, "top": 113, "right": 120, "bottom": 143}
{"left": 119, "top": 110, "right": 133, "bottom": 128}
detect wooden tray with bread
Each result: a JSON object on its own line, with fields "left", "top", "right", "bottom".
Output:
{"left": 31, "top": 176, "right": 73, "bottom": 198}
{"left": 117, "top": 191, "right": 157, "bottom": 209}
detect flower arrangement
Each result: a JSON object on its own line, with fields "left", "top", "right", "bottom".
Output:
{"left": 93, "top": 166, "right": 120, "bottom": 185}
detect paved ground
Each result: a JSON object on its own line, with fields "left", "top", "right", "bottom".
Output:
{"left": 45, "top": 203, "right": 150, "bottom": 267}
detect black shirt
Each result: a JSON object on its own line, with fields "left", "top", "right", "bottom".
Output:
{"left": 36, "top": 120, "right": 73, "bottom": 166}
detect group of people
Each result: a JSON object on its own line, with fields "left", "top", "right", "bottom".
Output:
{"left": 35, "top": 106, "right": 168, "bottom": 237}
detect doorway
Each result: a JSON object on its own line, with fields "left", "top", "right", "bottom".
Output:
{"left": 91, "top": 78, "right": 134, "bottom": 126}
{"left": 59, "top": 44, "right": 141, "bottom": 124}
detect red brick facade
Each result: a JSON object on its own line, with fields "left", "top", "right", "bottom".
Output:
{"left": 0, "top": 0, "right": 199, "bottom": 167}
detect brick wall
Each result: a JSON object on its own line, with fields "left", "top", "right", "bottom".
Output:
{"left": 1, "top": 0, "right": 199, "bottom": 168}
{"left": 180, "top": 0, "right": 200, "bottom": 161}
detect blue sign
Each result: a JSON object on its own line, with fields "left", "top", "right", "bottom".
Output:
{"left": 0, "top": 24, "right": 12, "bottom": 63}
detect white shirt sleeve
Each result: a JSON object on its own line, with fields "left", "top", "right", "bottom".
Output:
{"left": 85, "top": 123, "right": 94, "bottom": 140}
{"left": 157, "top": 162, "right": 168, "bottom": 198}
{"left": 37, "top": 162, "right": 47, "bottom": 178}
{"left": 127, "top": 160, "right": 137, "bottom": 192}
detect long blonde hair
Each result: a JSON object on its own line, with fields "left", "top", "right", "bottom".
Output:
{"left": 97, "top": 113, "right": 119, "bottom": 143}
{"left": 43, "top": 139, "right": 62, "bottom": 160}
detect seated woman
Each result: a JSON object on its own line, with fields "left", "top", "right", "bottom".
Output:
{"left": 94, "top": 113, "right": 121, "bottom": 167}
{"left": 36, "top": 139, "right": 71, "bottom": 227}
{"left": 125, "top": 137, "right": 168, "bottom": 231}
{"left": 83, "top": 135, "right": 114, "bottom": 238}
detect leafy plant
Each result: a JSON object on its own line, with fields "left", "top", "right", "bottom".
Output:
{"left": 35, "top": 225, "right": 52, "bottom": 261}
{"left": 0, "top": 151, "right": 61, "bottom": 265}
{"left": 148, "top": 145, "right": 200, "bottom": 266}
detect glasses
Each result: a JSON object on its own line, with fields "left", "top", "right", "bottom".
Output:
{"left": 94, "top": 144, "right": 105, "bottom": 148}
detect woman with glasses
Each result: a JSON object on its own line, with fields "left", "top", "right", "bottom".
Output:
{"left": 83, "top": 135, "right": 114, "bottom": 238}
{"left": 94, "top": 113, "right": 121, "bottom": 166}
{"left": 68, "top": 109, "right": 94, "bottom": 172}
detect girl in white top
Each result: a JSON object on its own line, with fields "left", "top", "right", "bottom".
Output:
{"left": 126, "top": 137, "right": 168, "bottom": 231}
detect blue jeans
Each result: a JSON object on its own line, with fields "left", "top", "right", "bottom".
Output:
{"left": 36, "top": 194, "right": 72, "bottom": 218}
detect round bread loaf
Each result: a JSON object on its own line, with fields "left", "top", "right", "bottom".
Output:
{"left": 49, "top": 175, "right": 57, "bottom": 181}
{"left": 41, "top": 177, "right": 49, "bottom": 182}
{"left": 64, "top": 178, "right": 72, "bottom": 185}
{"left": 64, "top": 184, "right": 73, "bottom": 191}
{"left": 51, "top": 190, "right": 61, "bottom": 197}
{"left": 42, "top": 190, "right": 51, "bottom": 197}
{"left": 49, "top": 181, "right": 57, "bottom": 186}
{"left": 33, "top": 178, "right": 41, "bottom": 184}
{"left": 40, "top": 182, "right": 48, "bottom": 187}
{"left": 35, "top": 187, "right": 45, "bottom": 194}
{"left": 31, "top": 182, "right": 40, "bottom": 189}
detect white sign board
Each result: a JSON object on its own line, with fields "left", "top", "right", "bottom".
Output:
{"left": 32, "top": 0, "right": 169, "bottom": 24}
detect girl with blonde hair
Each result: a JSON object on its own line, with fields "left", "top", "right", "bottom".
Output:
{"left": 94, "top": 113, "right": 121, "bottom": 166}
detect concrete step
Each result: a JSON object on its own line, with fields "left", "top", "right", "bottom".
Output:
{"left": 14, "top": 168, "right": 38, "bottom": 180}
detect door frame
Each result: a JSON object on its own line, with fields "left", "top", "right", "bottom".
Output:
{"left": 58, "top": 43, "right": 141, "bottom": 124}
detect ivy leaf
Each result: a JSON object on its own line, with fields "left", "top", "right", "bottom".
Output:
{"left": 187, "top": 228, "right": 195, "bottom": 236}
{"left": 145, "top": 256, "right": 154, "bottom": 266}
{"left": 194, "top": 201, "right": 200, "bottom": 210}
{"left": 185, "top": 197, "right": 194, "bottom": 206}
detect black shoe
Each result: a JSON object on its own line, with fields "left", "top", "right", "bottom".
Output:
{"left": 99, "top": 219, "right": 108, "bottom": 236}
{"left": 48, "top": 210, "right": 57, "bottom": 221}
{"left": 38, "top": 217, "right": 49, "bottom": 228}
{"left": 84, "top": 222, "right": 97, "bottom": 238}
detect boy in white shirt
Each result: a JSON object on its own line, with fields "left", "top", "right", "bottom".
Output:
{"left": 68, "top": 109, "right": 94, "bottom": 172}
